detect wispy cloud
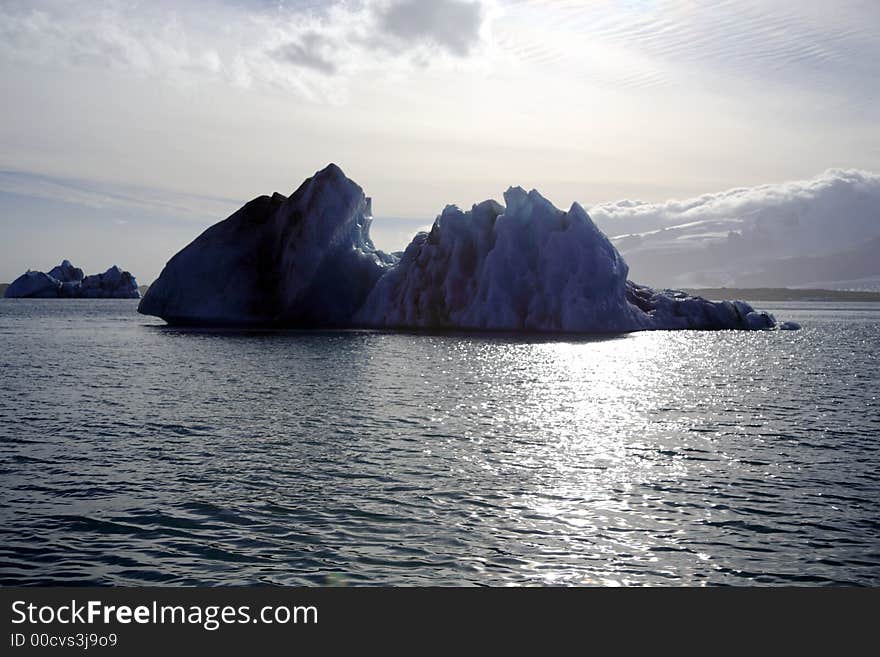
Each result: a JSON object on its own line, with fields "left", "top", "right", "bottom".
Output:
{"left": 0, "top": 169, "right": 240, "bottom": 221}
{"left": 496, "top": 0, "right": 880, "bottom": 106}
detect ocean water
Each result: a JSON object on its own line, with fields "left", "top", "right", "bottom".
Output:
{"left": 1, "top": 299, "right": 877, "bottom": 586}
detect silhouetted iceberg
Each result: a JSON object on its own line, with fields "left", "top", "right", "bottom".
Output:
{"left": 139, "top": 164, "right": 794, "bottom": 332}
{"left": 5, "top": 261, "right": 140, "bottom": 299}
{"left": 355, "top": 188, "right": 642, "bottom": 332}
{"left": 5, "top": 271, "right": 61, "bottom": 298}
{"left": 78, "top": 266, "right": 140, "bottom": 299}
{"left": 138, "top": 164, "right": 391, "bottom": 325}
{"left": 48, "top": 260, "right": 84, "bottom": 284}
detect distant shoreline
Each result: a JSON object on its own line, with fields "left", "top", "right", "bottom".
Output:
{"left": 2, "top": 282, "right": 878, "bottom": 303}
{"left": 684, "top": 287, "right": 880, "bottom": 302}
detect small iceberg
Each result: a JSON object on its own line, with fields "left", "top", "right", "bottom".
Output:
{"left": 139, "top": 164, "right": 797, "bottom": 332}
{"left": 5, "top": 260, "right": 140, "bottom": 299}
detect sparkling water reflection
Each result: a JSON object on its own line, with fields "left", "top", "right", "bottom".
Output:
{"left": 0, "top": 300, "right": 878, "bottom": 585}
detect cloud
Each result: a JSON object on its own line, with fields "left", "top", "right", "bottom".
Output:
{"left": 376, "top": 0, "right": 484, "bottom": 56}
{"left": 494, "top": 0, "right": 880, "bottom": 107}
{"left": 3, "top": 0, "right": 876, "bottom": 111}
{"left": 587, "top": 168, "right": 880, "bottom": 287}
{"left": 592, "top": 169, "right": 880, "bottom": 241}
{"left": 271, "top": 31, "right": 338, "bottom": 75}
{"left": 0, "top": 169, "right": 240, "bottom": 222}
{"left": 0, "top": 0, "right": 492, "bottom": 101}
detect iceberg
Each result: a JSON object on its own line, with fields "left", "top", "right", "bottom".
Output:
{"left": 48, "top": 259, "right": 85, "bottom": 284}
{"left": 139, "top": 164, "right": 796, "bottom": 332}
{"left": 5, "top": 260, "right": 140, "bottom": 299}
{"left": 355, "top": 188, "right": 643, "bottom": 332}
{"left": 5, "top": 271, "right": 62, "bottom": 299}
{"left": 138, "top": 164, "right": 391, "bottom": 325}
{"left": 78, "top": 266, "right": 140, "bottom": 299}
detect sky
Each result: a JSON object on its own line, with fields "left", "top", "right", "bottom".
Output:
{"left": 1, "top": 0, "right": 878, "bottom": 283}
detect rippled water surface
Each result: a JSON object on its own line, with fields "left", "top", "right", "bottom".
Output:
{"left": 1, "top": 299, "right": 878, "bottom": 586}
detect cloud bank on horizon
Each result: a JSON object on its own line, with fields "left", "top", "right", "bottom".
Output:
{"left": 0, "top": 1, "right": 878, "bottom": 286}
{"left": 592, "top": 168, "right": 880, "bottom": 289}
